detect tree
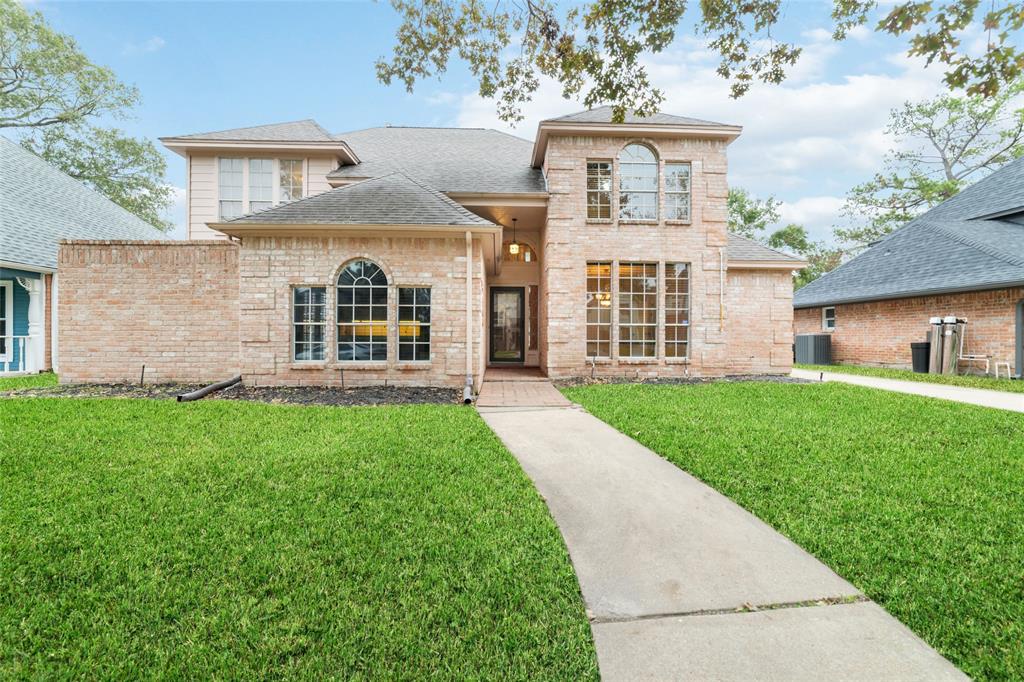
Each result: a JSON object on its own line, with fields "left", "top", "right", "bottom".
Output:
{"left": 378, "top": 0, "right": 1024, "bottom": 123}
{"left": 767, "top": 224, "right": 843, "bottom": 289}
{"left": 727, "top": 187, "right": 780, "bottom": 239}
{"left": 838, "top": 82, "right": 1024, "bottom": 250}
{"left": 0, "top": 0, "right": 173, "bottom": 230}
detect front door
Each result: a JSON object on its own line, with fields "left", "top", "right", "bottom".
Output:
{"left": 490, "top": 287, "right": 525, "bottom": 363}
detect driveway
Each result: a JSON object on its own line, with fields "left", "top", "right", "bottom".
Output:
{"left": 478, "top": 379, "right": 966, "bottom": 680}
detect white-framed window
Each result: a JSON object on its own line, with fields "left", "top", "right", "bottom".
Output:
{"left": 398, "top": 287, "right": 431, "bottom": 361}
{"left": 618, "top": 144, "right": 658, "bottom": 221}
{"left": 586, "top": 161, "right": 612, "bottom": 220}
{"left": 664, "top": 263, "right": 690, "bottom": 358}
{"left": 279, "top": 159, "right": 304, "bottom": 203}
{"left": 618, "top": 262, "right": 658, "bottom": 358}
{"left": 586, "top": 262, "right": 612, "bottom": 358}
{"left": 248, "top": 158, "right": 273, "bottom": 213}
{"left": 337, "top": 260, "right": 388, "bottom": 362}
{"left": 218, "top": 158, "right": 244, "bottom": 219}
{"left": 292, "top": 286, "right": 327, "bottom": 361}
{"left": 665, "top": 162, "right": 691, "bottom": 222}
{"left": 822, "top": 306, "right": 836, "bottom": 331}
{"left": 0, "top": 281, "right": 12, "bottom": 361}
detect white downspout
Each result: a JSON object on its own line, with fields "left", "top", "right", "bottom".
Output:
{"left": 464, "top": 230, "right": 474, "bottom": 404}
{"left": 719, "top": 247, "right": 726, "bottom": 331}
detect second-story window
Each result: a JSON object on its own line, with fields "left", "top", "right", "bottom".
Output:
{"left": 280, "top": 159, "right": 304, "bottom": 203}
{"left": 665, "top": 162, "right": 691, "bottom": 221}
{"left": 248, "top": 159, "right": 273, "bottom": 213}
{"left": 586, "top": 161, "right": 612, "bottom": 220}
{"left": 218, "top": 158, "right": 243, "bottom": 219}
{"left": 618, "top": 144, "right": 658, "bottom": 221}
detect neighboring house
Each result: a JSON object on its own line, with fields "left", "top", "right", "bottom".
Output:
{"left": 0, "top": 137, "right": 165, "bottom": 376}
{"left": 794, "top": 156, "right": 1024, "bottom": 377}
{"left": 57, "top": 109, "right": 804, "bottom": 389}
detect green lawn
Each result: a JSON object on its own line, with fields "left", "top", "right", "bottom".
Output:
{"left": 0, "top": 372, "right": 57, "bottom": 392}
{"left": 564, "top": 381, "right": 1024, "bottom": 681}
{"left": 0, "top": 399, "right": 597, "bottom": 679}
{"left": 796, "top": 362, "right": 1024, "bottom": 393}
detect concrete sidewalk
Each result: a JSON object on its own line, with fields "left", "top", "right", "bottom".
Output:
{"left": 792, "top": 367, "right": 1024, "bottom": 413}
{"left": 478, "top": 399, "right": 966, "bottom": 680}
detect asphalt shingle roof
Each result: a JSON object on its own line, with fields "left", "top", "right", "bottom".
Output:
{"left": 327, "top": 127, "right": 545, "bottom": 194}
{"left": 727, "top": 233, "right": 805, "bottom": 263}
{"left": 0, "top": 137, "right": 165, "bottom": 270}
{"left": 225, "top": 172, "right": 495, "bottom": 227}
{"left": 545, "top": 106, "right": 732, "bottom": 128}
{"left": 793, "top": 159, "right": 1024, "bottom": 309}
{"left": 167, "top": 119, "right": 335, "bottom": 142}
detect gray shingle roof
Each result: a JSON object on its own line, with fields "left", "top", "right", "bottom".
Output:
{"left": 225, "top": 172, "right": 495, "bottom": 227}
{"left": 545, "top": 106, "right": 732, "bottom": 128}
{"left": 0, "top": 137, "right": 165, "bottom": 270}
{"left": 727, "top": 233, "right": 805, "bottom": 263}
{"left": 167, "top": 119, "right": 334, "bottom": 142}
{"left": 327, "top": 127, "right": 545, "bottom": 194}
{"left": 794, "top": 157, "right": 1024, "bottom": 308}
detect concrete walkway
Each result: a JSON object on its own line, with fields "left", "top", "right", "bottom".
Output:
{"left": 477, "top": 381, "right": 966, "bottom": 680}
{"left": 792, "top": 367, "right": 1024, "bottom": 413}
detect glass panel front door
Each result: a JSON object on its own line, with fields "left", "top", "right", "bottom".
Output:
{"left": 490, "top": 288, "right": 524, "bottom": 363}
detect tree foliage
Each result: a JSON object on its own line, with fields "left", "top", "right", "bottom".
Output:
{"left": 0, "top": 0, "right": 172, "bottom": 230}
{"left": 838, "top": 81, "right": 1024, "bottom": 249}
{"left": 727, "top": 187, "right": 780, "bottom": 239}
{"left": 378, "top": 0, "right": 1024, "bottom": 123}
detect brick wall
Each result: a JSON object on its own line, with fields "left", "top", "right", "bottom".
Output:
{"left": 793, "top": 287, "right": 1024, "bottom": 369}
{"left": 541, "top": 134, "right": 793, "bottom": 378}
{"left": 727, "top": 269, "right": 795, "bottom": 373}
{"left": 237, "top": 235, "right": 486, "bottom": 388}
{"left": 58, "top": 241, "right": 240, "bottom": 383}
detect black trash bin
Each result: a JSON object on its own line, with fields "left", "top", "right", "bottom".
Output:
{"left": 911, "top": 342, "right": 930, "bottom": 373}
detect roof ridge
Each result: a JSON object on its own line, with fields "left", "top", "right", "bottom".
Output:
{"left": 167, "top": 118, "right": 329, "bottom": 140}
{"left": 921, "top": 219, "right": 1024, "bottom": 267}
{"left": 398, "top": 172, "right": 495, "bottom": 223}
{"left": 728, "top": 231, "right": 802, "bottom": 260}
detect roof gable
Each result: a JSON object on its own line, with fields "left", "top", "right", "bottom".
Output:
{"left": 0, "top": 137, "right": 165, "bottom": 270}
{"left": 727, "top": 233, "right": 805, "bottom": 264}
{"left": 167, "top": 119, "right": 334, "bottom": 142}
{"left": 546, "top": 106, "right": 731, "bottom": 128}
{"left": 223, "top": 172, "right": 496, "bottom": 227}
{"left": 922, "top": 155, "right": 1024, "bottom": 222}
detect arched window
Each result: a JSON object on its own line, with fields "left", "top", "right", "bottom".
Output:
{"left": 502, "top": 241, "right": 537, "bottom": 263}
{"left": 618, "top": 143, "right": 658, "bottom": 221}
{"left": 337, "top": 259, "right": 388, "bottom": 361}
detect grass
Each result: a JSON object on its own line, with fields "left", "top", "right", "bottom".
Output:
{"left": 564, "top": 381, "right": 1024, "bottom": 680}
{"left": 796, "top": 362, "right": 1024, "bottom": 393}
{"left": 0, "top": 372, "right": 57, "bottom": 392}
{"left": 0, "top": 398, "right": 597, "bottom": 680}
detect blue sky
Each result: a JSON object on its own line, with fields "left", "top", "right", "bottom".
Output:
{"left": 31, "top": 1, "right": 963, "bottom": 240}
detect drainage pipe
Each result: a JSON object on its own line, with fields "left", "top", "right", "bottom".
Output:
{"left": 177, "top": 375, "right": 242, "bottom": 402}
{"left": 719, "top": 247, "right": 726, "bottom": 331}
{"left": 464, "top": 230, "right": 474, "bottom": 404}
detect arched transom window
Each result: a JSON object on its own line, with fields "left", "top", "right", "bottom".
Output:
{"left": 618, "top": 143, "right": 658, "bottom": 221}
{"left": 502, "top": 241, "right": 537, "bottom": 263}
{"left": 337, "top": 259, "right": 388, "bottom": 361}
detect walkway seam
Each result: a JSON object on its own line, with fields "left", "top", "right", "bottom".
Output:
{"left": 589, "top": 594, "right": 869, "bottom": 624}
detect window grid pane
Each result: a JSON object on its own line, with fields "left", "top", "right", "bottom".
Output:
{"left": 664, "top": 262, "right": 690, "bottom": 359}
{"left": 618, "top": 262, "right": 658, "bottom": 358}
{"left": 337, "top": 260, "right": 388, "bottom": 361}
{"left": 248, "top": 159, "right": 273, "bottom": 213}
{"left": 218, "top": 158, "right": 243, "bottom": 219}
{"left": 280, "top": 159, "right": 304, "bottom": 203}
{"left": 586, "top": 262, "right": 612, "bottom": 358}
{"left": 587, "top": 161, "right": 612, "bottom": 220}
{"left": 618, "top": 145, "right": 658, "bottom": 221}
{"left": 292, "top": 286, "right": 326, "bottom": 361}
{"left": 398, "top": 287, "right": 431, "bottom": 361}
{"left": 666, "top": 162, "right": 691, "bottom": 221}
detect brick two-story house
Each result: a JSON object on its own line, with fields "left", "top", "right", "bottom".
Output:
{"left": 57, "top": 108, "right": 804, "bottom": 392}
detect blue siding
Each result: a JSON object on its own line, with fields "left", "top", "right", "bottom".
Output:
{"left": 2, "top": 277, "right": 32, "bottom": 372}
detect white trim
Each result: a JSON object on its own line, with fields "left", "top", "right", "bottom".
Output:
{"left": 50, "top": 273, "right": 58, "bottom": 372}
{"left": 822, "top": 306, "right": 836, "bottom": 331}
{"left": 0, "top": 280, "right": 12, "bottom": 362}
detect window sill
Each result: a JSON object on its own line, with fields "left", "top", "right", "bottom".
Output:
{"left": 618, "top": 358, "right": 659, "bottom": 364}
{"left": 665, "top": 358, "right": 691, "bottom": 364}
{"left": 666, "top": 220, "right": 692, "bottom": 226}
{"left": 331, "top": 362, "right": 388, "bottom": 370}
{"left": 618, "top": 220, "right": 659, "bottom": 225}
{"left": 585, "top": 357, "right": 614, "bottom": 365}
{"left": 396, "top": 362, "right": 433, "bottom": 370}
{"left": 586, "top": 219, "right": 613, "bottom": 225}
{"left": 289, "top": 362, "right": 328, "bottom": 371}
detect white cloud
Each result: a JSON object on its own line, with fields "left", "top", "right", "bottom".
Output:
{"left": 122, "top": 36, "right": 166, "bottom": 56}
{"left": 777, "top": 196, "right": 848, "bottom": 241}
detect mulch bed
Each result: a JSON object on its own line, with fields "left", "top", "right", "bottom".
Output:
{"left": 1, "top": 382, "right": 461, "bottom": 406}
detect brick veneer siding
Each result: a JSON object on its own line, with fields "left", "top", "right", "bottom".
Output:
{"left": 540, "top": 134, "right": 793, "bottom": 378}
{"left": 793, "top": 287, "right": 1024, "bottom": 369}
{"left": 58, "top": 241, "right": 240, "bottom": 383}
{"left": 237, "top": 235, "right": 486, "bottom": 388}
